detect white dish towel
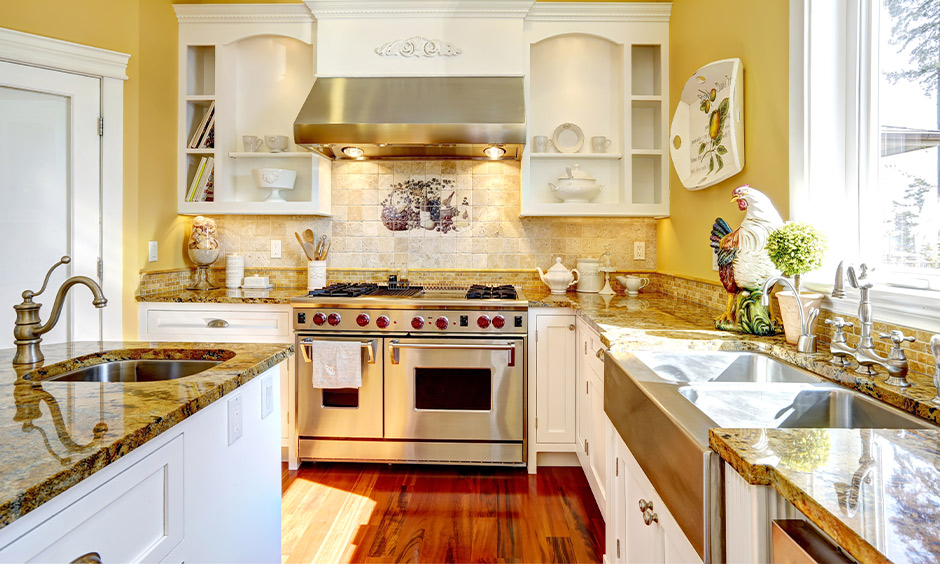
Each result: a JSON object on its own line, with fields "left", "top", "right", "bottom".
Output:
{"left": 311, "top": 340, "right": 362, "bottom": 389}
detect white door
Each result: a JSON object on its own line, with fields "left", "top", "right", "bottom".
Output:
{"left": 0, "top": 61, "right": 102, "bottom": 347}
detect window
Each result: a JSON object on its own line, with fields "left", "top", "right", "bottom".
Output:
{"left": 791, "top": 0, "right": 940, "bottom": 331}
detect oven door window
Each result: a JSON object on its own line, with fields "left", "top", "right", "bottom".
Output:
{"left": 414, "top": 368, "right": 491, "bottom": 411}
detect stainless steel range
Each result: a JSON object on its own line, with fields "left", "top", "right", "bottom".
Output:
{"left": 291, "top": 282, "right": 528, "bottom": 466}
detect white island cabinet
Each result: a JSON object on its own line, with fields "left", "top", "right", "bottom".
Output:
{"left": 0, "top": 365, "right": 282, "bottom": 564}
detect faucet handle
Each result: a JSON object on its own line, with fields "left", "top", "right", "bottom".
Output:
{"left": 23, "top": 256, "right": 71, "bottom": 301}
{"left": 825, "top": 317, "right": 854, "bottom": 330}
{"left": 879, "top": 330, "right": 915, "bottom": 346}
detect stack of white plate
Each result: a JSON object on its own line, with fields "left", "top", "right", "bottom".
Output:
{"left": 225, "top": 254, "right": 244, "bottom": 289}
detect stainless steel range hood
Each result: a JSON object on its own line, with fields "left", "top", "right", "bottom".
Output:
{"left": 293, "top": 76, "right": 525, "bottom": 160}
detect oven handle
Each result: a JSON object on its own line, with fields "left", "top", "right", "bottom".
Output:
{"left": 299, "top": 338, "right": 376, "bottom": 365}
{"left": 388, "top": 340, "right": 516, "bottom": 367}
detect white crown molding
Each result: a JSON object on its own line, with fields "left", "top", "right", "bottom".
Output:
{"left": 0, "top": 27, "right": 129, "bottom": 80}
{"left": 526, "top": 2, "right": 672, "bottom": 22}
{"left": 174, "top": 4, "right": 314, "bottom": 24}
{"left": 375, "top": 36, "right": 462, "bottom": 57}
{"left": 305, "top": 0, "right": 536, "bottom": 19}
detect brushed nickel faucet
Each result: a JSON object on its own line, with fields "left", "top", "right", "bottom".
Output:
{"left": 824, "top": 317, "right": 854, "bottom": 366}
{"left": 831, "top": 261, "right": 916, "bottom": 387}
{"left": 931, "top": 335, "right": 940, "bottom": 404}
{"left": 760, "top": 276, "right": 818, "bottom": 353}
{"left": 13, "top": 256, "right": 107, "bottom": 365}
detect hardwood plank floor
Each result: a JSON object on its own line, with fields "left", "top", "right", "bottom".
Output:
{"left": 282, "top": 463, "right": 605, "bottom": 564}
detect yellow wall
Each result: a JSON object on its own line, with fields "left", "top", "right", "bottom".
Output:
{"left": 659, "top": 0, "right": 790, "bottom": 283}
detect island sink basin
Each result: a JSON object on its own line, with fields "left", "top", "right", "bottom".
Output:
{"left": 631, "top": 351, "right": 822, "bottom": 384}
{"left": 46, "top": 359, "right": 222, "bottom": 383}
{"left": 678, "top": 384, "right": 933, "bottom": 429}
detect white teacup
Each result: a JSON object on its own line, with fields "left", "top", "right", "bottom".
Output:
{"left": 532, "top": 135, "right": 549, "bottom": 153}
{"left": 591, "top": 136, "right": 612, "bottom": 153}
{"left": 243, "top": 135, "right": 263, "bottom": 152}
{"left": 264, "top": 134, "right": 289, "bottom": 153}
{"left": 617, "top": 275, "right": 649, "bottom": 296}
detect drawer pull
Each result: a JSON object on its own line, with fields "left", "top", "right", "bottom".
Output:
{"left": 207, "top": 319, "right": 229, "bottom": 328}
{"left": 639, "top": 499, "right": 658, "bottom": 526}
{"left": 596, "top": 347, "right": 605, "bottom": 360}
{"left": 71, "top": 553, "right": 102, "bottom": 564}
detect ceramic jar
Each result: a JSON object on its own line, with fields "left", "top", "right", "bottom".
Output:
{"left": 576, "top": 258, "right": 602, "bottom": 293}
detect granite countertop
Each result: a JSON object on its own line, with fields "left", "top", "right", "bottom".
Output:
{"left": 0, "top": 341, "right": 292, "bottom": 529}
{"left": 711, "top": 428, "right": 940, "bottom": 564}
{"left": 137, "top": 287, "right": 302, "bottom": 304}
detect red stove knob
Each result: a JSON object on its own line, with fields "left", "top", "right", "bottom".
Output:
{"left": 492, "top": 315, "right": 506, "bottom": 329}
{"left": 411, "top": 316, "right": 425, "bottom": 330}
{"left": 477, "top": 315, "right": 491, "bottom": 329}
{"left": 356, "top": 313, "right": 370, "bottom": 327}
{"left": 436, "top": 317, "right": 449, "bottom": 330}
{"left": 312, "top": 312, "right": 327, "bottom": 326}
{"left": 327, "top": 313, "right": 342, "bottom": 326}
{"left": 376, "top": 315, "right": 390, "bottom": 329}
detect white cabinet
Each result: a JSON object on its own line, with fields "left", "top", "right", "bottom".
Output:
{"left": 608, "top": 425, "right": 701, "bottom": 564}
{"left": 174, "top": 5, "right": 331, "bottom": 216}
{"left": 576, "top": 318, "right": 607, "bottom": 517}
{"left": 139, "top": 301, "right": 297, "bottom": 468}
{"left": 522, "top": 3, "right": 671, "bottom": 217}
{"left": 533, "top": 312, "right": 577, "bottom": 445}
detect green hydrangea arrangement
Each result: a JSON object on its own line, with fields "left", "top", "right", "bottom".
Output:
{"left": 766, "top": 222, "right": 827, "bottom": 292}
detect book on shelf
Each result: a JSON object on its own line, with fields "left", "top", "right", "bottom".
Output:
{"left": 198, "top": 113, "right": 215, "bottom": 149}
{"left": 185, "top": 156, "right": 214, "bottom": 202}
{"left": 187, "top": 101, "right": 215, "bottom": 149}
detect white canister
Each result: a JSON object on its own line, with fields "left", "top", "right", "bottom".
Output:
{"left": 576, "top": 258, "right": 602, "bottom": 293}
{"left": 307, "top": 260, "right": 327, "bottom": 291}
{"left": 225, "top": 254, "right": 244, "bottom": 289}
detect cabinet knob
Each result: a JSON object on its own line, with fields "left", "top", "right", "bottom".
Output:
{"left": 207, "top": 318, "right": 229, "bottom": 328}
{"left": 71, "top": 553, "right": 102, "bottom": 564}
{"left": 643, "top": 511, "right": 659, "bottom": 526}
{"left": 638, "top": 499, "right": 653, "bottom": 513}
{"left": 596, "top": 347, "right": 605, "bottom": 360}
{"left": 568, "top": 324, "right": 575, "bottom": 331}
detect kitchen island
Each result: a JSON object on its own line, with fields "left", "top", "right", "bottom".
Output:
{"left": 0, "top": 340, "right": 291, "bottom": 562}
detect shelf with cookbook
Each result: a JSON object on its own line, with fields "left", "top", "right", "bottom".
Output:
{"left": 175, "top": 5, "right": 331, "bottom": 216}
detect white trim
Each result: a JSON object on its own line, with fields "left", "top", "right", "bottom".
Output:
{"left": 806, "top": 280, "right": 940, "bottom": 334}
{"left": 174, "top": 4, "right": 314, "bottom": 23}
{"left": 100, "top": 77, "right": 124, "bottom": 340}
{"left": 304, "top": 0, "right": 536, "bottom": 19}
{"left": 525, "top": 2, "right": 672, "bottom": 22}
{"left": 0, "top": 27, "right": 129, "bottom": 80}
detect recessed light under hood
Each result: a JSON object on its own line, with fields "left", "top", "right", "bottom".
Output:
{"left": 293, "top": 76, "right": 525, "bottom": 161}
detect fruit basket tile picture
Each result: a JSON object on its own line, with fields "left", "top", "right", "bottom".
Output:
{"left": 381, "top": 177, "right": 470, "bottom": 233}
{"left": 669, "top": 58, "right": 744, "bottom": 191}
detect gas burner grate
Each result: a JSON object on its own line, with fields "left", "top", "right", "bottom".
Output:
{"left": 306, "top": 283, "right": 378, "bottom": 297}
{"left": 372, "top": 286, "right": 424, "bottom": 297}
{"left": 466, "top": 284, "right": 518, "bottom": 300}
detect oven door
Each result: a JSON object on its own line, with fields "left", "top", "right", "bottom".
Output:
{"left": 296, "top": 335, "right": 383, "bottom": 439}
{"left": 384, "top": 337, "right": 524, "bottom": 442}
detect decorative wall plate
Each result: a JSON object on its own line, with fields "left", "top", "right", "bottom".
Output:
{"left": 552, "top": 122, "right": 584, "bottom": 153}
{"left": 669, "top": 58, "right": 744, "bottom": 190}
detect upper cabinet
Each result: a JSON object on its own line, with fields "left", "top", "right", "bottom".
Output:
{"left": 175, "top": 5, "right": 331, "bottom": 216}
{"left": 522, "top": 4, "right": 671, "bottom": 217}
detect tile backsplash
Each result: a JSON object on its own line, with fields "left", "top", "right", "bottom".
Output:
{"left": 209, "top": 160, "right": 656, "bottom": 271}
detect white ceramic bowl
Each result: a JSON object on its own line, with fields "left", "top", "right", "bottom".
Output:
{"left": 550, "top": 178, "right": 603, "bottom": 203}
{"left": 252, "top": 168, "right": 296, "bottom": 189}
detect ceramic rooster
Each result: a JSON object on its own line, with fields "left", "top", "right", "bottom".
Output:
{"left": 710, "top": 185, "right": 783, "bottom": 335}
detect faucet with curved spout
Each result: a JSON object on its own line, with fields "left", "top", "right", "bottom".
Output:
{"left": 13, "top": 256, "right": 108, "bottom": 365}
{"left": 761, "top": 276, "right": 819, "bottom": 353}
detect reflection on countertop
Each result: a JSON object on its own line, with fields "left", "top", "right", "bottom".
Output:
{"left": 0, "top": 341, "right": 291, "bottom": 529}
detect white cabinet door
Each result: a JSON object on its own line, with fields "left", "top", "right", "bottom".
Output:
{"left": 577, "top": 356, "right": 591, "bottom": 461}
{"left": 622, "top": 439, "right": 664, "bottom": 564}
{"left": 588, "top": 373, "right": 607, "bottom": 509}
{"left": 535, "top": 314, "right": 577, "bottom": 444}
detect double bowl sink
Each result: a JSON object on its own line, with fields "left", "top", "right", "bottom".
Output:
{"left": 604, "top": 349, "right": 933, "bottom": 562}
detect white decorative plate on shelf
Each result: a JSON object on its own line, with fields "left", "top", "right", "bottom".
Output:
{"left": 669, "top": 58, "right": 744, "bottom": 191}
{"left": 552, "top": 122, "right": 584, "bottom": 153}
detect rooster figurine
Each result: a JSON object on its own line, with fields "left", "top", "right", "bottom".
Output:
{"left": 710, "top": 185, "right": 783, "bottom": 335}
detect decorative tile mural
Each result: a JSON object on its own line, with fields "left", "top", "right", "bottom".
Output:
{"left": 380, "top": 178, "right": 470, "bottom": 232}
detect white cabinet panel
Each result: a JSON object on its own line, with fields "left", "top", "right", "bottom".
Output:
{"left": 535, "top": 314, "right": 577, "bottom": 444}
{"left": 144, "top": 307, "right": 291, "bottom": 342}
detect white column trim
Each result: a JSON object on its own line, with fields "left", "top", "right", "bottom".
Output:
{"left": 174, "top": 4, "right": 314, "bottom": 24}
{"left": 0, "top": 27, "right": 129, "bottom": 80}
{"left": 305, "top": 0, "right": 536, "bottom": 19}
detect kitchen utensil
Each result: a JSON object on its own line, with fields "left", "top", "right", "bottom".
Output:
{"left": 537, "top": 257, "right": 580, "bottom": 294}
{"left": 264, "top": 134, "right": 289, "bottom": 152}
{"left": 591, "top": 136, "right": 612, "bottom": 153}
{"left": 552, "top": 122, "right": 584, "bottom": 153}
{"left": 295, "top": 232, "right": 314, "bottom": 260}
{"left": 576, "top": 258, "right": 602, "bottom": 293}
{"left": 549, "top": 164, "right": 603, "bottom": 203}
{"left": 532, "top": 135, "right": 549, "bottom": 153}
{"left": 316, "top": 235, "right": 331, "bottom": 260}
{"left": 251, "top": 168, "right": 295, "bottom": 202}
{"left": 242, "top": 135, "right": 263, "bottom": 152}
{"left": 303, "top": 229, "right": 315, "bottom": 244}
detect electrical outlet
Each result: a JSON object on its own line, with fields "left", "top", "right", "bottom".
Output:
{"left": 633, "top": 242, "right": 646, "bottom": 261}
{"left": 712, "top": 252, "right": 719, "bottom": 271}
{"left": 148, "top": 241, "right": 158, "bottom": 262}
{"left": 261, "top": 374, "right": 274, "bottom": 419}
{"left": 270, "top": 239, "right": 282, "bottom": 259}
{"left": 228, "top": 394, "right": 243, "bottom": 445}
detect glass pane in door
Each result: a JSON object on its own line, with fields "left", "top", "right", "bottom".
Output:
{"left": 414, "top": 368, "right": 492, "bottom": 411}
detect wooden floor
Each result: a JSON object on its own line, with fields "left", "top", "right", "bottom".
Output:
{"left": 281, "top": 462, "right": 605, "bottom": 563}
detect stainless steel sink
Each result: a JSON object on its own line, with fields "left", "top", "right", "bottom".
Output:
{"left": 678, "top": 384, "right": 932, "bottom": 429}
{"left": 631, "top": 351, "right": 822, "bottom": 384}
{"left": 46, "top": 359, "right": 221, "bottom": 383}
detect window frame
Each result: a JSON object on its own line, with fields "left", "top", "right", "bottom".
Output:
{"left": 790, "top": 0, "right": 940, "bottom": 333}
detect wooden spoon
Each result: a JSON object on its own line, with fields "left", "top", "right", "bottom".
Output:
{"left": 303, "top": 229, "right": 316, "bottom": 244}
{"left": 294, "top": 232, "right": 313, "bottom": 260}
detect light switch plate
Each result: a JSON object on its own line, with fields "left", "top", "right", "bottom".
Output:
{"left": 270, "top": 239, "right": 281, "bottom": 259}
{"left": 261, "top": 374, "right": 274, "bottom": 419}
{"left": 228, "top": 394, "right": 243, "bottom": 445}
{"left": 148, "top": 241, "right": 158, "bottom": 262}
{"left": 712, "top": 252, "right": 719, "bottom": 271}
{"left": 633, "top": 242, "right": 646, "bottom": 261}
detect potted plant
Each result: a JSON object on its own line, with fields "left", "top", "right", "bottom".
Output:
{"left": 766, "top": 222, "right": 827, "bottom": 345}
